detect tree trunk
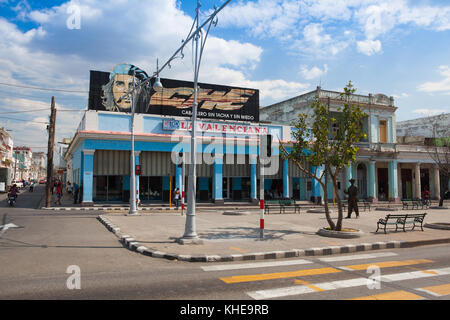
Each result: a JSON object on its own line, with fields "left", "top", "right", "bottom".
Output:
{"left": 330, "top": 171, "right": 343, "bottom": 231}
{"left": 439, "top": 175, "right": 449, "bottom": 207}
{"left": 321, "top": 181, "right": 336, "bottom": 230}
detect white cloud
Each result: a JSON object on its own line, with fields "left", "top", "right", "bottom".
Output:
{"left": 356, "top": 38, "right": 382, "bottom": 56}
{"left": 300, "top": 64, "right": 328, "bottom": 80}
{"left": 219, "top": 0, "right": 450, "bottom": 57}
{"left": 418, "top": 66, "right": 450, "bottom": 93}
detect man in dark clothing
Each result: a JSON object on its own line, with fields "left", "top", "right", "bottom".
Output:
{"left": 344, "top": 178, "right": 359, "bottom": 219}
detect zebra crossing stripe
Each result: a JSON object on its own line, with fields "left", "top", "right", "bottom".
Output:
{"left": 201, "top": 259, "right": 313, "bottom": 272}
{"left": 318, "top": 252, "right": 398, "bottom": 262}
{"left": 220, "top": 259, "right": 433, "bottom": 284}
{"left": 348, "top": 290, "right": 424, "bottom": 300}
{"left": 221, "top": 267, "right": 340, "bottom": 284}
{"left": 246, "top": 267, "right": 450, "bottom": 300}
{"left": 415, "top": 283, "right": 450, "bottom": 297}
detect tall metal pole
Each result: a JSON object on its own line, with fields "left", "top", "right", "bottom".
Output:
{"left": 259, "top": 154, "right": 265, "bottom": 240}
{"left": 182, "top": 1, "right": 201, "bottom": 240}
{"left": 129, "top": 71, "right": 138, "bottom": 215}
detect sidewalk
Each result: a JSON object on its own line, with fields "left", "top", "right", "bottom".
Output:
{"left": 98, "top": 206, "right": 450, "bottom": 262}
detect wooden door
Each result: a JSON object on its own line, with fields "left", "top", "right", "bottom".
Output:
{"left": 379, "top": 120, "right": 387, "bottom": 143}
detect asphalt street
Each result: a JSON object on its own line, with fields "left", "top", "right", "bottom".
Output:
{"left": 0, "top": 186, "right": 449, "bottom": 302}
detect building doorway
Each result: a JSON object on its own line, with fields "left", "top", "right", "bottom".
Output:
{"left": 377, "top": 168, "right": 388, "bottom": 201}
{"left": 357, "top": 163, "right": 368, "bottom": 199}
{"left": 420, "top": 169, "right": 430, "bottom": 196}
{"left": 401, "top": 169, "right": 413, "bottom": 199}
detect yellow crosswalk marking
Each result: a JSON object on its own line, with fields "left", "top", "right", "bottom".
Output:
{"left": 345, "top": 259, "right": 433, "bottom": 271}
{"left": 294, "top": 279, "right": 324, "bottom": 292}
{"left": 418, "top": 283, "right": 450, "bottom": 296}
{"left": 220, "top": 259, "right": 434, "bottom": 284}
{"left": 220, "top": 267, "right": 341, "bottom": 284}
{"left": 349, "top": 290, "right": 424, "bottom": 300}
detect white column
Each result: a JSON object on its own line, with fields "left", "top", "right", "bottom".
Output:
{"left": 414, "top": 163, "right": 421, "bottom": 199}
{"left": 433, "top": 164, "right": 440, "bottom": 200}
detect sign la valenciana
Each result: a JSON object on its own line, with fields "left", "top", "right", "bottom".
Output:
{"left": 163, "top": 119, "right": 269, "bottom": 135}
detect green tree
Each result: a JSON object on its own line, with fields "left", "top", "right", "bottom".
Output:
{"left": 280, "top": 81, "right": 367, "bottom": 231}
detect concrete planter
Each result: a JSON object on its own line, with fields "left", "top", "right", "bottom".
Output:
{"left": 317, "top": 227, "right": 364, "bottom": 239}
{"left": 222, "top": 211, "right": 251, "bottom": 216}
{"left": 424, "top": 223, "right": 450, "bottom": 230}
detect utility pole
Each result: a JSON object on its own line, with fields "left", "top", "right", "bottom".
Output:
{"left": 46, "top": 96, "right": 56, "bottom": 207}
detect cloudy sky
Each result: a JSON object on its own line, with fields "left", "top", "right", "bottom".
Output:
{"left": 0, "top": 0, "right": 450, "bottom": 154}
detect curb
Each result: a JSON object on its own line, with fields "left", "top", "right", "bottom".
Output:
{"left": 97, "top": 215, "right": 450, "bottom": 263}
{"left": 41, "top": 206, "right": 179, "bottom": 211}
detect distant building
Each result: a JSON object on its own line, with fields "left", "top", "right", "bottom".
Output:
{"left": 396, "top": 113, "right": 450, "bottom": 144}
{"left": 31, "top": 152, "right": 46, "bottom": 180}
{"left": 13, "top": 147, "right": 33, "bottom": 181}
{"left": 0, "top": 128, "right": 14, "bottom": 187}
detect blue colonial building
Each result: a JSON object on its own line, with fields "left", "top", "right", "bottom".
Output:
{"left": 65, "top": 110, "right": 318, "bottom": 205}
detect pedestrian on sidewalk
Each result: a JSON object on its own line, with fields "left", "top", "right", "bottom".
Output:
{"left": 174, "top": 187, "right": 180, "bottom": 209}
{"left": 73, "top": 182, "right": 79, "bottom": 204}
{"left": 55, "top": 180, "right": 63, "bottom": 205}
{"left": 344, "top": 178, "right": 359, "bottom": 219}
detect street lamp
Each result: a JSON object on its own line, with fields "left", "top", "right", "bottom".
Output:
{"left": 123, "top": 1, "right": 231, "bottom": 226}
{"left": 128, "top": 69, "right": 163, "bottom": 215}
{"left": 179, "top": 0, "right": 231, "bottom": 244}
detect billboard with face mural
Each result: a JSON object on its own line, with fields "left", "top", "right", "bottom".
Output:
{"left": 88, "top": 64, "right": 260, "bottom": 122}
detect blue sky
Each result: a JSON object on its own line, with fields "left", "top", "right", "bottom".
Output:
{"left": 0, "top": 0, "right": 449, "bottom": 150}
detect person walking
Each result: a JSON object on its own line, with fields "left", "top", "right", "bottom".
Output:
{"left": 344, "top": 178, "right": 359, "bottom": 219}
{"left": 174, "top": 187, "right": 180, "bottom": 209}
{"left": 73, "top": 182, "right": 79, "bottom": 204}
{"left": 55, "top": 180, "right": 63, "bottom": 205}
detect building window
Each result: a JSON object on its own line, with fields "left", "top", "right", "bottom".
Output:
{"left": 379, "top": 120, "right": 387, "bottom": 143}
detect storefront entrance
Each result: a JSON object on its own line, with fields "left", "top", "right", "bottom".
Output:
{"left": 93, "top": 176, "right": 123, "bottom": 201}
{"left": 139, "top": 176, "right": 163, "bottom": 201}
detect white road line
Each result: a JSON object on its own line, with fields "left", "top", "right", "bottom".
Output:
{"left": 415, "top": 288, "right": 442, "bottom": 297}
{"left": 201, "top": 259, "right": 313, "bottom": 272}
{"left": 318, "top": 252, "right": 398, "bottom": 263}
{"left": 247, "top": 267, "right": 450, "bottom": 300}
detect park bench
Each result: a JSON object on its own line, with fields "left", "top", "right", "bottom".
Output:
{"left": 264, "top": 200, "right": 283, "bottom": 214}
{"left": 402, "top": 199, "right": 419, "bottom": 210}
{"left": 278, "top": 199, "right": 301, "bottom": 214}
{"left": 376, "top": 213, "right": 427, "bottom": 234}
{"left": 264, "top": 199, "right": 301, "bottom": 214}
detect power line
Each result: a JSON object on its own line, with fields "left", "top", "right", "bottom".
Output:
{"left": 0, "top": 116, "right": 49, "bottom": 124}
{"left": 0, "top": 108, "right": 49, "bottom": 114}
{"left": 0, "top": 82, "right": 89, "bottom": 93}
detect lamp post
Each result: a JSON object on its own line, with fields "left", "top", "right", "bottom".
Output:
{"left": 178, "top": 0, "right": 230, "bottom": 243}
{"left": 128, "top": 70, "right": 138, "bottom": 215}
{"left": 123, "top": 0, "right": 231, "bottom": 224}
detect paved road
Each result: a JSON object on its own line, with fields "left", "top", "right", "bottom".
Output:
{"left": 0, "top": 187, "right": 449, "bottom": 302}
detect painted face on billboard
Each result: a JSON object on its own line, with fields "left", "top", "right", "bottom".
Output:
{"left": 101, "top": 63, "right": 149, "bottom": 112}
{"left": 112, "top": 74, "right": 134, "bottom": 111}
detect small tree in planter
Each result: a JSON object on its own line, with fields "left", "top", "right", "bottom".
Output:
{"left": 280, "top": 81, "right": 366, "bottom": 231}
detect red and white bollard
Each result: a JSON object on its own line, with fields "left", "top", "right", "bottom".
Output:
{"left": 260, "top": 198, "right": 264, "bottom": 240}
{"left": 181, "top": 191, "right": 185, "bottom": 216}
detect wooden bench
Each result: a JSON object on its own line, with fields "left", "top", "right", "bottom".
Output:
{"left": 376, "top": 213, "right": 427, "bottom": 234}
